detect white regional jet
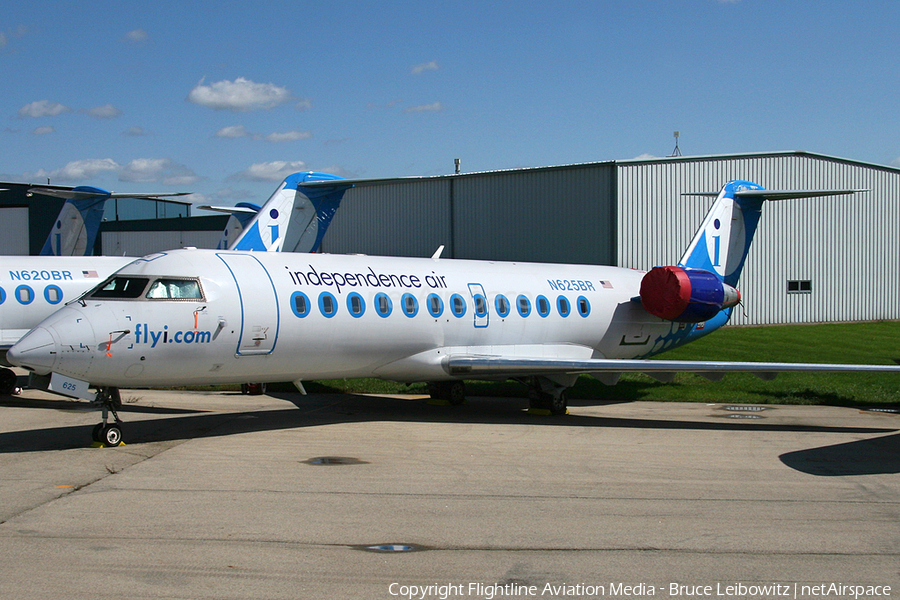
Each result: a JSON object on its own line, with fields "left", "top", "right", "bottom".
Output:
{"left": 0, "top": 172, "right": 352, "bottom": 394}
{"left": 9, "top": 180, "right": 900, "bottom": 446}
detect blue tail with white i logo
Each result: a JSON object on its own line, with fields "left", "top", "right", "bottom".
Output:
{"left": 32, "top": 185, "right": 191, "bottom": 256}
{"left": 640, "top": 180, "right": 866, "bottom": 333}
{"left": 38, "top": 186, "right": 110, "bottom": 256}
{"left": 231, "top": 172, "right": 352, "bottom": 252}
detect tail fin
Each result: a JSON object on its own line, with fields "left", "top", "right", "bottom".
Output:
{"left": 678, "top": 181, "right": 867, "bottom": 287}
{"left": 231, "top": 172, "right": 351, "bottom": 252}
{"left": 38, "top": 186, "right": 110, "bottom": 256}
{"left": 31, "top": 186, "right": 192, "bottom": 256}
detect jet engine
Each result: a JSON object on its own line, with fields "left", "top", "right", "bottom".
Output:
{"left": 640, "top": 266, "right": 740, "bottom": 323}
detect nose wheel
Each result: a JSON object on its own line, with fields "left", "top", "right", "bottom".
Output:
{"left": 91, "top": 387, "right": 124, "bottom": 446}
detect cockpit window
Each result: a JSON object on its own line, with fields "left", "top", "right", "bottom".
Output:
{"left": 90, "top": 277, "right": 150, "bottom": 299}
{"left": 146, "top": 279, "right": 203, "bottom": 300}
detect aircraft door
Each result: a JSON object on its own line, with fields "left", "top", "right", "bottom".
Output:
{"left": 217, "top": 253, "right": 280, "bottom": 356}
{"left": 467, "top": 283, "right": 489, "bottom": 328}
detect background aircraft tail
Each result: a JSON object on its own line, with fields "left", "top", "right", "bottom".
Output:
{"left": 38, "top": 186, "right": 109, "bottom": 256}
{"left": 32, "top": 186, "right": 191, "bottom": 256}
{"left": 230, "top": 172, "right": 351, "bottom": 252}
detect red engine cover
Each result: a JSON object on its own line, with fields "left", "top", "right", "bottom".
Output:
{"left": 640, "top": 266, "right": 740, "bottom": 323}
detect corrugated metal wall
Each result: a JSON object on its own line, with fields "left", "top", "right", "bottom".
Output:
{"left": 324, "top": 163, "right": 617, "bottom": 265}
{"left": 617, "top": 153, "right": 900, "bottom": 325}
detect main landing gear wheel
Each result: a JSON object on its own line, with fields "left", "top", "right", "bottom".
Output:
{"left": 0, "top": 368, "right": 18, "bottom": 395}
{"left": 526, "top": 377, "right": 569, "bottom": 415}
{"left": 428, "top": 381, "right": 466, "bottom": 405}
{"left": 92, "top": 387, "right": 124, "bottom": 446}
{"left": 241, "top": 383, "right": 267, "bottom": 395}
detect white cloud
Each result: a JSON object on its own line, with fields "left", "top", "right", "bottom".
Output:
{"left": 238, "top": 161, "right": 308, "bottom": 182}
{"left": 30, "top": 158, "right": 120, "bottom": 182}
{"left": 18, "top": 100, "right": 71, "bottom": 118}
{"left": 216, "top": 125, "right": 251, "bottom": 138}
{"left": 122, "top": 126, "right": 147, "bottom": 137}
{"left": 187, "top": 77, "right": 292, "bottom": 111}
{"left": 411, "top": 60, "right": 439, "bottom": 75}
{"left": 33, "top": 126, "right": 54, "bottom": 135}
{"left": 295, "top": 99, "right": 312, "bottom": 111}
{"left": 85, "top": 104, "right": 123, "bottom": 119}
{"left": 126, "top": 29, "right": 148, "bottom": 42}
{"left": 265, "top": 130, "right": 312, "bottom": 143}
{"left": 632, "top": 153, "right": 659, "bottom": 160}
{"left": 120, "top": 158, "right": 199, "bottom": 185}
{"left": 404, "top": 102, "right": 444, "bottom": 113}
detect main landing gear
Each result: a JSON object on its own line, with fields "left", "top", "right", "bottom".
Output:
{"left": 428, "top": 381, "right": 466, "bottom": 405}
{"left": 91, "top": 387, "right": 124, "bottom": 446}
{"left": 0, "top": 367, "right": 19, "bottom": 395}
{"left": 524, "top": 376, "right": 569, "bottom": 416}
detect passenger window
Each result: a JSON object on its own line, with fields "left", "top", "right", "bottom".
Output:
{"left": 90, "top": 277, "right": 150, "bottom": 299}
{"left": 577, "top": 295, "right": 591, "bottom": 317}
{"left": 319, "top": 292, "right": 337, "bottom": 318}
{"left": 516, "top": 295, "right": 531, "bottom": 317}
{"left": 536, "top": 295, "right": 550, "bottom": 317}
{"left": 146, "top": 279, "right": 203, "bottom": 299}
{"left": 347, "top": 292, "right": 365, "bottom": 318}
{"left": 291, "top": 291, "right": 311, "bottom": 317}
{"left": 495, "top": 294, "right": 510, "bottom": 317}
{"left": 474, "top": 294, "right": 487, "bottom": 317}
{"left": 375, "top": 292, "right": 392, "bottom": 317}
{"left": 450, "top": 293, "right": 467, "bottom": 317}
{"left": 427, "top": 293, "right": 444, "bottom": 318}
{"left": 45, "top": 285, "right": 63, "bottom": 304}
{"left": 557, "top": 296, "right": 570, "bottom": 317}
{"left": 402, "top": 293, "right": 418, "bottom": 317}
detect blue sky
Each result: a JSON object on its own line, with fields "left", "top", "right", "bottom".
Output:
{"left": 3, "top": 0, "right": 899, "bottom": 209}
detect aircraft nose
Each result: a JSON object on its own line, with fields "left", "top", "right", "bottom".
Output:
{"left": 7, "top": 326, "right": 58, "bottom": 374}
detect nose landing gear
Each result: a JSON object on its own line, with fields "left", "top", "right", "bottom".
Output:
{"left": 91, "top": 387, "right": 124, "bottom": 447}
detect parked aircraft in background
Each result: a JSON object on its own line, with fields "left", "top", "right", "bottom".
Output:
{"left": 10, "top": 180, "right": 900, "bottom": 446}
{"left": 28, "top": 185, "right": 192, "bottom": 257}
{"left": 0, "top": 172, "right": 352, "bottom": 394}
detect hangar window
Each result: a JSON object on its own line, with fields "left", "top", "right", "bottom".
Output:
{"left": 787, "top": 280, "right": 812, "bottom": 294}
{"left": 90, "top": 276, "right": 150, "bottom": 299}
{"left": 146, "top": 279, "right": 203, "bottom": 300}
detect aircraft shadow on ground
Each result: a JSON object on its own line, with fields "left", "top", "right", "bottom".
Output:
{"left": 779, "top": 432, "right": 900, "bottom": 476}
{"left": 1, "top": 392, "right": 897, "bottom": 477}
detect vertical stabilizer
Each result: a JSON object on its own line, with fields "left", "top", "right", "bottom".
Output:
{"left": 678, "top": 180, "right": 765, "bottom": 288}
{"left": 230, "top": 172, "right": 351, "bottom": 252}
{"left": 39, "top": 186, "right": 111, "bottom": 256}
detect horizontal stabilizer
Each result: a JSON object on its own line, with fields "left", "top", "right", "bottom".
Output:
{"left": 683, "top": 189, "right": 868, "bottom": 201}
{"left": 29, "top": 186, "right": 192, "bottom": 203}
{"left": 197, "top": 204, "right": 259, "bottom": 214}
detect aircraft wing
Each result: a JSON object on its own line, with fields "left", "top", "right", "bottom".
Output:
{"left": 444, "top": 355, "right": 900, "bottom": 382}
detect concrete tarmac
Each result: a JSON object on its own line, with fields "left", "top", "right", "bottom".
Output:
{"left": 0, "top": 386, "right": 898, "bottom": 600}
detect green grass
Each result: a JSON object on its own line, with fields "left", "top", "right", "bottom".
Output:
{"left": 200, "top": 322, "right": 900, "bottom": 407}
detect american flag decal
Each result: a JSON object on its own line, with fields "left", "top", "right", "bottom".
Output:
{"left": 83, "top": 270, "right": 99, "bottom": 278}
{"left": 600, "top": 280, "right": 613, "bottom": 289}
